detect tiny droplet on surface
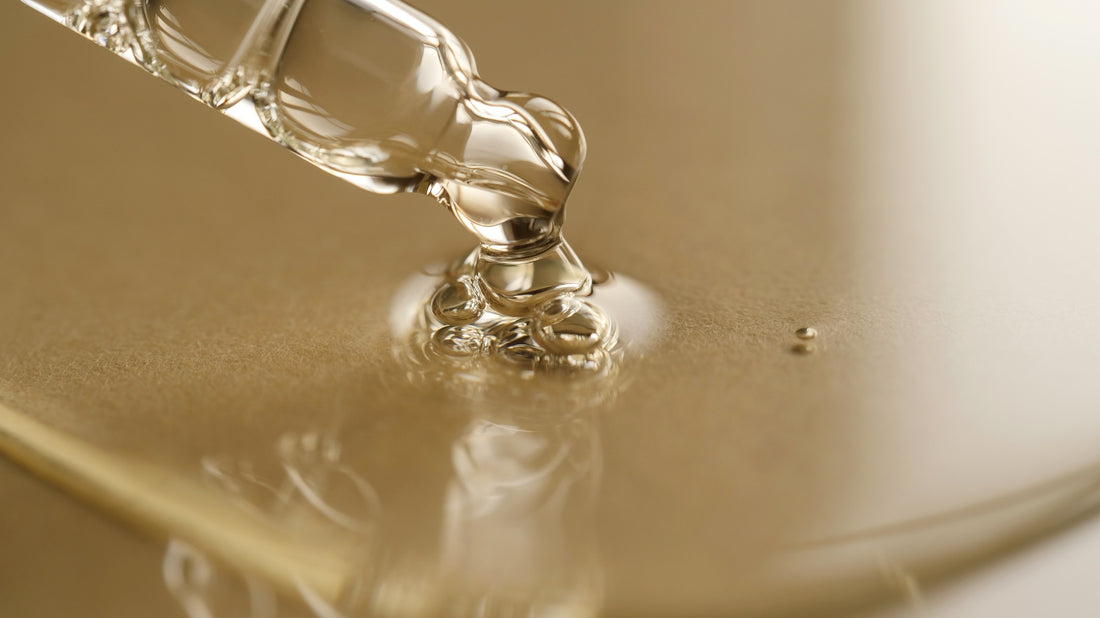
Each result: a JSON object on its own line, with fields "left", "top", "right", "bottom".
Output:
{"left": 795, "top": 327, "right": 818, "bottom": 340}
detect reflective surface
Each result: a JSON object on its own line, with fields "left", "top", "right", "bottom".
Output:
{"left": 3, "top": 1, "right": 1100, "bottom": 616}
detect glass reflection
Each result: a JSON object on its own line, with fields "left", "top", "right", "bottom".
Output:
{"left": 154, "top": 260, "right": 638, "bottom": 616}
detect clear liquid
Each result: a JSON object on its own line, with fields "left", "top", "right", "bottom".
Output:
{"left": 26, "top": 0, "right": 609, "bottom": 350}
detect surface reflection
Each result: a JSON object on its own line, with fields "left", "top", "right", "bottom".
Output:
{"left": 396, "top": 269, "right": 620, "bottom": 616}
{"left": 162, "top": 429, "right": 382, "bottom": 618}
{"left": 154, "top": 266, "right": 630, "bottom": 617}
{"left": 424, "top": 366, "right": 606, "bottom": 616}
{"left": 164, "top": 539, "right": 276, "bottom": 618}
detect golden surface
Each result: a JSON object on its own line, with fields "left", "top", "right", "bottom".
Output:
{"left": 2, "top": 1, "right": 1100, "bottom": 616}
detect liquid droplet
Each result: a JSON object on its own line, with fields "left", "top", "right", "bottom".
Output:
{"left": 531, "top": 296, "right": 611, "bottom": 356}
{"left": 795, "top": 327, "right": 818, "bottom": 340}
{"left": 431, "top": 275, "right": 485, "bottom": 326}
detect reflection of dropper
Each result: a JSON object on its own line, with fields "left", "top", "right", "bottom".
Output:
{"left": 0, "top": 400, "right": 362, "bottom": 603}
{"left": 393, "top": 319, "right": 616, "bottom": 616}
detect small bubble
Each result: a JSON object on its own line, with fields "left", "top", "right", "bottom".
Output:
{"left": 531, "top": 296, "right": 610, "bottom": 356}
{"left": 431, "top": 275, "right": 485, "bottom": 325}
{"left": 795, "top": 327, "right": 818, "bottom": 340}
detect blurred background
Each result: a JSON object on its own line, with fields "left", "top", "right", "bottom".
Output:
{"left": 1, "top": 1, "right": 1100, "bottom": 616}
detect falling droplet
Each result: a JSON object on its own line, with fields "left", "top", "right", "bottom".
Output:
{"left": 531, "top": 296, "right": 611, "bottom": 356}
{"left": 431, "top": 275, "right": 485, "bottom": 326}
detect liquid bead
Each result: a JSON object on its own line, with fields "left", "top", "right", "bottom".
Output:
{"left": 795, "top": 327, "right": 818, "bottom": 340}
{"left": 408, "top": 248, "right": 615, "bottom": 372}
{"left": 26, "top": 0, "right": 612, "bottom": 355}
{"left": 390, "top": 251, "right": 664, "bottom": 384}
{"left": 530, "top": 296, "right": 611, "bottom": 356}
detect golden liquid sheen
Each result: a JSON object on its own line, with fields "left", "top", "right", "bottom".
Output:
{"left": 4, "top": 1, "right": 1100, "bottom": 617}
